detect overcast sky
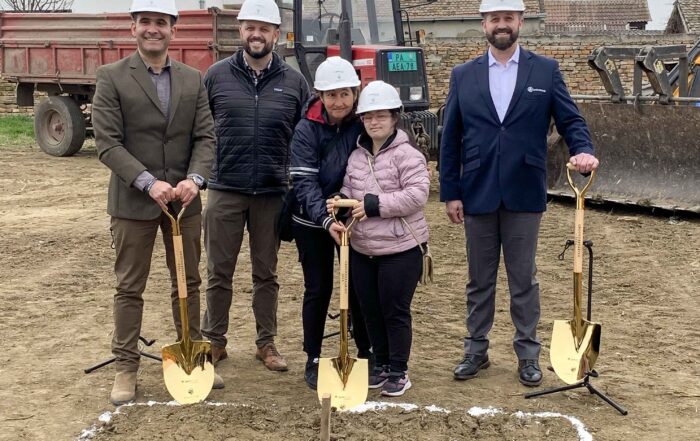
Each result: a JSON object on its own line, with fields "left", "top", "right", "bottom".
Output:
{"left": 646, "top": 0, "right": 676, "bottom": 30}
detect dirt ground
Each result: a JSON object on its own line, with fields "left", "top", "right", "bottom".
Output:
{"left": 0, "top": 143, "right": 698, "bottom": 441}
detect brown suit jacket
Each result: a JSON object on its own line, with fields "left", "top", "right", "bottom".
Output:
{"left": 93, "top": 52, "right": 215, "bottom": 220}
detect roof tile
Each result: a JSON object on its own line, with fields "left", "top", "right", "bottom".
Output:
{"left": 402, "top": 0, "right": 542, "bottom": 19}
{"left": 544, "top": 0, "right": 650, "bottom": 33}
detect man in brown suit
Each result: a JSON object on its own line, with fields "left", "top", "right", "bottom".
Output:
{"left": 92, "top": 0, "right": 216, "bottom": 405}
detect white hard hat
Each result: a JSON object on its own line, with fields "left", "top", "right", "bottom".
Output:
{"left": 479, "top": 0, "right": 526, "bottom": 13}
{"left": 129, "top": 0, "right": 178, "bottom": 17}
{"left": 314, "top": 57, "right": 361, "bottom": 91}
{"left": 356, "top": 81, "right": 402, "bottom": 114}
{"left": 238, "top": 0, "right": 282, "bottom": 25}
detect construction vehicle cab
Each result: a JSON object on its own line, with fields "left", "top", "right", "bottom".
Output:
{"left": 278, "top": 0, "right": 438, "bottom": 154}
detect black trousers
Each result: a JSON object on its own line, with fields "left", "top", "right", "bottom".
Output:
{"left": 350, "top": 246, "right": 422, "bottom": 373}
{"left": 293, "top": 222, "right": 371, "bottom": 359}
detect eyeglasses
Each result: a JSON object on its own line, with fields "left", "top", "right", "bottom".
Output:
{"left": 360, "top": 113, "right": 392, "bottom": 123}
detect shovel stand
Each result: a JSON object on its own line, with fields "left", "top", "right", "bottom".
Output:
{"left": 525, "top": 240, "right": 628, "bottom": 416}
{"left": 84, "top": 336, "right": 162, "bottom": 374}
{"left": 526, "top": 369, "right": 627, "bottom": 415}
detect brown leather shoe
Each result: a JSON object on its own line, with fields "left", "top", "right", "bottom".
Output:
{"left": 212, "top": 345, "right": 228, "bottom": 366}
{"left": 255, "top": 342, "right": 288, "bottom": 371}
{"left": 110, "top": 371, "right": 137, "bottom": 406}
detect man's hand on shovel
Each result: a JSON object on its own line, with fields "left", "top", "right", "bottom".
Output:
{"left": 148, "top": 180, "right": 176, "bottom": 211}
{"left": 175, "top": 178, "right": 199, "bottom": 207}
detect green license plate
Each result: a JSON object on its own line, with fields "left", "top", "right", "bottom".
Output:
{"left": 387, "top": 51, "right": 417, "bottom": 72}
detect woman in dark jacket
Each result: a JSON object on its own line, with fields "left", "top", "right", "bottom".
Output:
{"left": 289, "top": 57, "right": 371, "bottom": 390}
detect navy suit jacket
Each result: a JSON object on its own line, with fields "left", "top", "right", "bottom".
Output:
{"left": 439, "top": 48, "right": 594, "bottom": 214}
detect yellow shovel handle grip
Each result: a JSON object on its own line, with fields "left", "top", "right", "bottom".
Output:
{"left": 333, "top": 198, "right": 360, "bottom": 208}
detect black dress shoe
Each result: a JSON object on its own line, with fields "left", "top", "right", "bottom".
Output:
{"left": 518, "top": 359, "right": 543, "bottom": 387}
{"left": 454, "top": 353, "right": 490, "bottom": 380}
{"left": 305, "top": 359, "right": 319, "bottom": 390}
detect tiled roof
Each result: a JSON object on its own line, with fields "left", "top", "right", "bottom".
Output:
{"left": 402, "top": 0, "right": 543, "bottom": 19}
{"left": 544, "top": 0, "right": 650, "bottom": 32}
{"left": 676, "top": 0, "right": 700, "bottom": 33}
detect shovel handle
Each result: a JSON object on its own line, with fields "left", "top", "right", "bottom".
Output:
{"left": 565, "top": 163, "right": 596, "bottom": 204}
{"left": 162, "top": 206, "right": 188, "bottom": 300}
{"left": 330, "top": 198, "right": 359, "bottom": 233}
{"left": 565, "top": 163, "right": 595, "bottom": 341}
{"left": 173, "top": 236, "right": 188, "bottom": 300}
{"left": 332, "top": 198, "right": 360, "bottom": 208}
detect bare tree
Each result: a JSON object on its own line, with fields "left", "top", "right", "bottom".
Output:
{"left": 1, "top": 0, "right": 74, "bottom": 11}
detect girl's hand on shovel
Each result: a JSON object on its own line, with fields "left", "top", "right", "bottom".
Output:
{"left": 351, "top": 200, "right": 368, "bottom": 222}
{"left": 175, "top": 178, "right": 199, "bottom": 207}
{"left": 149, "top": 180, "right": 176, "bottom": 211}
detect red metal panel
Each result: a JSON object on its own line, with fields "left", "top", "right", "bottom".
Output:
{"left": 57, "top": 48, "right": 84, "bottom": 74}
{"left": 84, "top": 48, "right": 100, "bottom": 76}
{"left": 102, "top": 49, "right": 121, "bottom": 65}
{"left": 3, "top": 48, "right": 27, "bottom": 74}
{"left": 0, "top": 9, "right": 239, "bottom": 84}
{"left": 28, "top": 48, "right": 54, "bottom": 75}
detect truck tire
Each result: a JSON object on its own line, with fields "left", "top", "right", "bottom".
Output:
{"left": 34, "top": 96, "right": 86, "bottom": 157}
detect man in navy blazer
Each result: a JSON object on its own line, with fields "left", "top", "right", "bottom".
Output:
{"left": 439, "top": 0, "right": 599, "bottom": 387}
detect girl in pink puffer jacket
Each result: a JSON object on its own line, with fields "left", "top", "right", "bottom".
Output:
{"left": 328, "top": 81, "right": 430, "bottom": 397}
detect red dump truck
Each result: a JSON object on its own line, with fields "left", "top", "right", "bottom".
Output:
{"left": 0, "top": 8, "right": 239, "bottom": 156}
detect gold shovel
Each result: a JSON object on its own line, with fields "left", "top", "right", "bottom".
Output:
{"left": 161, "top": 206, "right": 215, "bottom": 404}
{"left": 550, "top": 163, "right": 601, "bottom": 385}
{"left": 317, "top": 199, "right": 369, "bottom": 411}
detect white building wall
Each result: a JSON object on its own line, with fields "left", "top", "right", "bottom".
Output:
{"left": 71, "top": 0, "right": 224, "bottom": 13}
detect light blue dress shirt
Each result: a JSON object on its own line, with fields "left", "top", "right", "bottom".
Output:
{"left": 488, "top": 45, "right": 520, "bottom": 123}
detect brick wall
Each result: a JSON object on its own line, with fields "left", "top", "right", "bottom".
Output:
{"left": 1, "top": 33, "right": 697, "bottom": 115}
{"left": 0, "top": 82, "right": 33, "bottom": 115}
{"left": 424, "top": 33, "right": 699, "bottom": 108}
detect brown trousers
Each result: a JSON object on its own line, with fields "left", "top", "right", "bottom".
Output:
{"left": 110, "top": 213, "right": 202, "bottom": 372}
{"left": 202, "top": 190, "right": 283, "bottom": 348}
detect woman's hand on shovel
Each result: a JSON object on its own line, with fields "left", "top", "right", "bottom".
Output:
{"left": 149, "top": 180, "right": 176, "bottom": 211}
{"left": 328, "top": 221, "right": 346, "bottom": 245}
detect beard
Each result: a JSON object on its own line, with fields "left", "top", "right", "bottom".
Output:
{"left": 243, "top": 37, "right": 275, "bottom": 59}
{"left": 486, "top": 28, "right": 518, "bottom": 51}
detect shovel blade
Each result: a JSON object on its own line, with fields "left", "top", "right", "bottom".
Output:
{"left": 162, "top": 339, "right": 215, "bottom": 404}
{"left": 550, "top": 319, "right": 601, "bottom": 385}
{"left": 317, "top": 356, "right": 368, "bottom": 411}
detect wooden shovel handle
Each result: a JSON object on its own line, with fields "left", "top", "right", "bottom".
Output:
{"left": 340, "top": 244, "right": 349, "bottom": 310}
{"left": 333, "top": 198, "right": 359, "bottom": 208}
{"left": 162, "top": 206, "right": 188, "bottom": 299}
{"left": 565, "top": 163, "right": 596, "bottom": 273}
{"left": 173, "top": 235, "right": 188, "bottom": 300}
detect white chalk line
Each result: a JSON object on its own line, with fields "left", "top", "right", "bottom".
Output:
{"left": 76, "top": 400, "right": 592, "bottom": 441}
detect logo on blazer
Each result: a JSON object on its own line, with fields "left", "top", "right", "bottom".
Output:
{"left": 527, "top": 86, "right": 547, "bottom": 93}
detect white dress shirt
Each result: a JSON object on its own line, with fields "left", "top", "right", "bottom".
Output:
{"left": 488, "top": 45, "right": 520, "bottom": 123}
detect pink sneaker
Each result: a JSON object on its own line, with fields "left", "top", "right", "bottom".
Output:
{"left": 369, "top": 365, "right": 390, "bottom": 389}
{"left": 380, "top": 373, "right": 412, "bottom": 397}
